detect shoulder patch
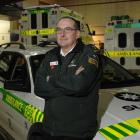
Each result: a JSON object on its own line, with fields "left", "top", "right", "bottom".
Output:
{"left": 88, "top": 57, "right": 98, "bottom": 67}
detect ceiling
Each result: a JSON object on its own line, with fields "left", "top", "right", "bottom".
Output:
{"left": 0, "top": 0, "right": 23, "bottom": 5}
{"left": 40, "top": 0, "right": 140, "bottom": 6}
{"left": 0, "top": 0, "right": 24, "bottom": 20}
{"left": 1, "top": 0, "right": 140, "bottom": 20}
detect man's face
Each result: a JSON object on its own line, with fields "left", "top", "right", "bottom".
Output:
{"left": 56, "top": 18, "right": 80, "bottom": 48}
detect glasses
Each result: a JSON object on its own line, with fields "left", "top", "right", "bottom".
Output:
{"left": 56, "top": 27, "right": 77, "bottom": 34}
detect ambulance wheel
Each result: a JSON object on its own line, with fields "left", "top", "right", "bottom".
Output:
{"left": 0, "top": 132, "right": 8, "bottom": 140}
{"left": 0, "top": 127, "right": 12, "bottom": 140}
{"left": 27, "top": 122, "right": 44, "bottom": 140}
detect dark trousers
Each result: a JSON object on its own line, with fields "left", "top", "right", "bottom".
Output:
{"left": 29, "top": 132, "right": 93, "bottom": 140}
{"left": 48, "top": 132, "right": 93, "bottom": 140}
{"left": 28, "top": 123, "right": 93, "bottom": 140}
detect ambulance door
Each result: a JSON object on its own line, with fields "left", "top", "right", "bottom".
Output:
{"left": 0, "top": 52, "right": 17, "bottom": 137}
{"left": 48, "top": 7, "right": 58, "bottom": 42}
{"left": 3, "top": 54, "right": 32, "bottom": 140}
{"left": 130, "top": 29, "right": 140, "bottom": 71}
{"left": 21, "top": 10, "right": 31, "bottom": 47}
{"left": 3, "top": 53, "right": 45, "bottom": 140}
{"left": 104, "top": 27, "right": 115, "bottom": 51}
{"left": 114, "top": 28, "right": 132, "bottom": 70}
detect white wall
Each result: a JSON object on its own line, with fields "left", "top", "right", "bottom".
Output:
{"left": 0, "top": 20, "right": 10, "bottom": 44}
{"left": 22, "top": 0, "right": 39, "bottom": 8}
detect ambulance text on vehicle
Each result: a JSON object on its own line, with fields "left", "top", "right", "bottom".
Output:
{"left": 104, "top": 15, "right": 140, "bottom": 73}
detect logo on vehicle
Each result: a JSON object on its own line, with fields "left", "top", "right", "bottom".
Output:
{"left": 122, "top": 104, "right": 140, "bottom": 111}
{"left": 115, "top": 92, "right": 140, "bottom": 101}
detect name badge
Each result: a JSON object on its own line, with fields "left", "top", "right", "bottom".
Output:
{"left": 50, "top": 61, "right": 58, "bottom": 70}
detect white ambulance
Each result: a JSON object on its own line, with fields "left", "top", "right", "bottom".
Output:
{"left": 0, "top": 43, "right": 140, "bottom": 140}
{"left": 104, "top": 15, "right": 140, "bottom": 74}
{"left": 20, "top": 4, "right": 94, "bottom": 47}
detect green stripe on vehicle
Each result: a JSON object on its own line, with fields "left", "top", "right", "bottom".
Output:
{"left": 109, "top": 125, "right": 128, "bottom": 136}
{"left": 118, "top": 122, "right": 138, "bottom": 133}
{"left": 99, "top": 128, "right": 119, "bottom": 140}
{"left": 0, "top": 87, "right": 44, "bottom": 123}
{"left": 99, "top": 121, "right": 138, "bottom": 140}
{"left": 0, "top": 87, "right": 139, "bottom": 140}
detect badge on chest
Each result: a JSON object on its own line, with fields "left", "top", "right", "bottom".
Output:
{"left": 50, "top": 61, "right": 58, "bottom": 70}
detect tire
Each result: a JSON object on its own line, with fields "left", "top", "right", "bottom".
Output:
{"left": 0, "top": 132, "right": 8, "bottom": 140}
{"left": 27, "top": 122, "right": 45, "bottom": 140}
{"left": 0, "top": 126, "right": 14, "bottom": 140}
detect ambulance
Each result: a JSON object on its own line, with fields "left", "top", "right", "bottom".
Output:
{"left": 104, "top": 15, "right": 140, "bottom": 74}
{"left": 20, "top": 4, "right": 94, "bottom": 47}
{"left": 0, "top": 42, "right": 140, "bottom": 140}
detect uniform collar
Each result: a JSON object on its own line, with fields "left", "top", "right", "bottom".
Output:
{"left": 60, "top": 47, "right": 74, "bottom": 57}
{"left": 56, "top": 39, "right": 85, "bottom": 56}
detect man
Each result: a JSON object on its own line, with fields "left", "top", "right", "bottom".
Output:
{"left": 34, "top": 16, "right": 102, "bottom": 140}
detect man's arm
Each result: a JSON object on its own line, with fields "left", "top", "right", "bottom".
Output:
{"left": 34, "top": 54, "right": 64, "bottom": 98}
{"left": 49, "top": 52, "right": 100, "bottom": 97}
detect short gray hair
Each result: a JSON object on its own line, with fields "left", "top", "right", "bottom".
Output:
{"left": 58, "top": 16, "right": 80, "bottom": 30}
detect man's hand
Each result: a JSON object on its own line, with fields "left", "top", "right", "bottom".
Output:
{"left": 75, "top": 65, "right": 85, "bottom": 75}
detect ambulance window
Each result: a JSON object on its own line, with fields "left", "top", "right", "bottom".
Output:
{"left": 10, "top": 55, "right": 31, "bottom": 92}
{"left": 120, "top": 57, "right": 125, "bottom": 65}
{"left": 134, "top": 32, "right": 140, "bottom": 48}
{"left": 11, "top": 57, "right": 26, "bottom": 80}
{"left": 101, "top": 56, "right": 135, "bottom": 88}
{"left": 42, "top": 13, "right": 48, "bottom": 28}
{"left": 118, "top": 33, "right": 126, "bottom": 48}
{"left": 31, "top": 36, "right": 37, "bottom": 45}
{"left": 31, "top": 14, "right": 37, "bottom": 29}
{"left": 0, "top": 53, "right": 14, "bottom": 80}
{"left": 30, "top": 54, "right": 45, "bottom": 82}
{"left": 136, "top": 57, "right": 140, "bottom": 65}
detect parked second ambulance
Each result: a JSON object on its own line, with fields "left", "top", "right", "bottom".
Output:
{"left": 104, "top": 15, "right": 140, "bottom": 74}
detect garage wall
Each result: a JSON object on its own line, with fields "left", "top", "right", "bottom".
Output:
{"left": 22, "top": 0, "right": 39, "bottom": 7}
{"left": 0, "top": 20, "right": 10, "bottom": 44}
{"left": 49, "top": 0, "right": 140, "bottom": 44}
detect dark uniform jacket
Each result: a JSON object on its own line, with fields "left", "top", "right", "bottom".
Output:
{"left": 34, "top": 41, "right": 102, "bottom": 138}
